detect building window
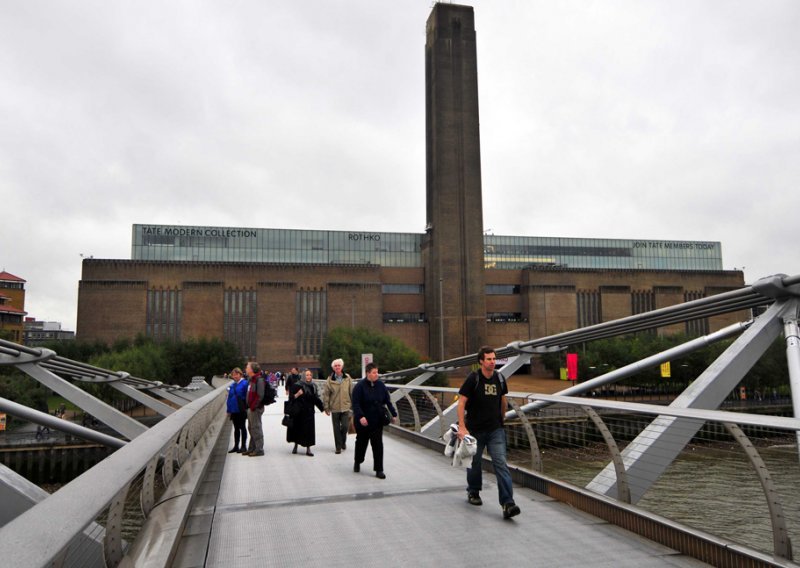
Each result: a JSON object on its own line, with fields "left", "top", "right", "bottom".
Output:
{"left": 383, "top": 313, "right": 427, "bottom": 323}
{"left": 297, "top": 288, "right": 326, "bottom": 357}
{"left": 146, "top": 288, "right": 182, "bottom": 341}
{"left": 577, "top": 290, "right": 601, "bottom": 328}
{"left": 631, "top": 290, "right": 655, "bottom": 315}
{"left": 684, "top": 291, "right": 709, "bottom": 336}
{"left": 486, "top": 284, "right": 521, "bottom": 295}
{"left": 224, "top": 289, "right": 257, "bottom": 359}
{"left": 487, "top": 312, "right": 526, "bottom": 323}
{"left": 381, "top": 284, "right": 424, "bottom": 294}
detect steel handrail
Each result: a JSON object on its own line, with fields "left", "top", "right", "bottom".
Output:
{"left": 0, "top": 384, "right": 227, "bottom": 568}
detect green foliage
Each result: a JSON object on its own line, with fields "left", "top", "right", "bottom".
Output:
{"left": 0, "top": 371, "right": 50, "bottom": 428}
{"left": 540, "top": 333, "right": 788, "bottom": 391}
{"left": 0, "top": 334, "right": 244, "bottom": 420}
{"left": 320, "top": 327, "right": 432, "bottom": 382}
{"left": 90, "top": 342, "right": 171, "bottom": 382}
{"left": 54, "top": 335, "right": 243, "bottom": 388}
{"left": 40, "top": 339, "right": 111, "bottom": 362}
{"left": 163, "top": 337, "right": 244, "bottom": 387}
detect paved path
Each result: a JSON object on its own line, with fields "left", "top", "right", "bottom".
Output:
{"left": 189, "top": 389, "right": 709, "bottom": 567}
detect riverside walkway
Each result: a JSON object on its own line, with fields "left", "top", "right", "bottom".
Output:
{"left": 173, "top": 390, "right": 708, "bottom": 568}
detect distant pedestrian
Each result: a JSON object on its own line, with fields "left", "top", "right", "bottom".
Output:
{"left": 244, "top": 362, "right": 266, "bottom": 457}
{"left": 352, "top": 362, "right": 397, "bottom": 479}
{"left": 457, "top": 346, "right": 520, "bottom": 519}
{"left": 323, "top": 358, "right": 354, "bottom": 454}
{"left": 286, "top": 369, "right": 324, "bottom": 456}
{"left": 285, "top": 367, "right": 302, "bottom": 396}
{"left": 225, "top": 367, "right": 248, "bottom": 453}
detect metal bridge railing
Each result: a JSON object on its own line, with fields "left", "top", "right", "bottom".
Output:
{"left": 378, "top": 273, "right": 800, "bottom": 564}
{"left": 387, "top": 383, "right": 800, "bottom": 563}
{"left": 0, "top": 384, "right": 227, "bottom": 568}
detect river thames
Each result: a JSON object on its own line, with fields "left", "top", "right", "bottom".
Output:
{"left": 519, "top": 441, "right": 800, "bottom": 555}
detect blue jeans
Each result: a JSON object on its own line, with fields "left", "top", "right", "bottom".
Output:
{"left": 466, "top": 428, "right": 514, "bottom": 506}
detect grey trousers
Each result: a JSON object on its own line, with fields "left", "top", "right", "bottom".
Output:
{"left": 247, "top": 407, "right": 264, "bottom": 452}
{"left": 331, "top": 411, "right": 351, "bottom": 451}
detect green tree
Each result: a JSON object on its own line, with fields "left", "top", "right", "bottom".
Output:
{"left": 319, "top": 327, "right": 432, "bottom": 382}
{"left": 0, "top": 371, "right": 50, "bottom": 428}
{"left": 540, "top": 333, "right": 789, "bottom": 394}
{"left": 40, "top": 339, "right": 111, "bottom": 363}
{"left": 163, "top": 337, "right": 244, "bottom": 386}
{"left": 90, "top": 342, "right": 171, "bottom": 382}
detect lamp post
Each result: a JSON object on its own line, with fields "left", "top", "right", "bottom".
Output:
{"left": 439, "top": 277, "right": 444, "bottom": 360}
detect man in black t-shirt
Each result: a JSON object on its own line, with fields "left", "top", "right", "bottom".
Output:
{"left": 457, "top": 346, "right": 521, "bottom": 519}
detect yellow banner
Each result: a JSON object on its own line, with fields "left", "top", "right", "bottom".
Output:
{"left": 560, "top": 367, "right": 568, "bottom": 381}
{"left": 660, "top": 362, "right": 671, "bottom": 378}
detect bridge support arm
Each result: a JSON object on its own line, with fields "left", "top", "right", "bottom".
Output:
{"left": 144, "top": 387, "right": 195, "bottom": 407}
{"left": 389, "top": 371, "right": 435, "bottom": 405}
{"left": 108, "top": 382, "right": 175, "bottom": 417}
{"left": 784, "top": 317, "right": 800, "bottom": 462}
{"left": 586, "top": 299, "right": 795, "bottom": 503}
{"left": 0, "top": 396, "right": 126, "bottom": 449}
{"left": 17, "top": 363, "right": 148, "bottom": 441}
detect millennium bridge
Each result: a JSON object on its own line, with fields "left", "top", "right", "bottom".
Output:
{"left": 1, "top": 274, "right": 799, "bottom": 567}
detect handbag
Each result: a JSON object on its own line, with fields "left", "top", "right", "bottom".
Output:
{"left": 347, "top": 415, "right": 356, "bottom": 435}
{"left": 382, "top": 406, "right": 392, "bottom": 426}
{"left": 281, "top": 415, "right": 293, "bottom": 428}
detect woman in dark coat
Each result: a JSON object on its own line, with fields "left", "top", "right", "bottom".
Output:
{"left": 286, "top": 369, "right": 324, "bottom": 456}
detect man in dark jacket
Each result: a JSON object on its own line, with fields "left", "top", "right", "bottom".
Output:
{"left": 285, "top": 367, "right": 302, "bottom": 396}
{"left": 244, "top": 361, "right": 266, "bottom": 457}
{"left": 351, "top": 362, "right": 396, "bottom": 479}
{"left": 457, "top": 346, "right": 520, "bottom": 519}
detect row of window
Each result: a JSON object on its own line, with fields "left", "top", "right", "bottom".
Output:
{"left": 132, "top": 225, "right": 724, "bottom": 271}
{"left": 145, "top": 286, "right": 714, "bottom": 359}
{"left": 384, "top": 313, "right": 427, "bottom": 323}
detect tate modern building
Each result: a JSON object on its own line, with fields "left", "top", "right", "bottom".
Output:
{"left": 77, "top": 5, "right": 745, "bottom": 369}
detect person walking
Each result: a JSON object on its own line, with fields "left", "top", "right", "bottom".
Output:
{"left": 457, "top": 346, "right": 521, "bottom": 519}
{"left": 243, "top": 361, "right": 266, "bottom": 457}
{"left": 225, "top": 367, "right": 248, "bottom": 453}
{"left": 322, "top": 358, "right": 354, "bottom": 454}
{"left": 352, "top": 362, "right": 397, "bottom": 479}
{"left": 285, "top": 367, "right": 302, "bottom": 396}
{"left": 286, "top": 369, "right": 324, "bottom": 456}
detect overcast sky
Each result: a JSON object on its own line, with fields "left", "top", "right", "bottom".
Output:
{"left": 2, "top": 1, "right": 799, "bottom": 333}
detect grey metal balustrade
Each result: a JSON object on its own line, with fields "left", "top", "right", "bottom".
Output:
{"left": 0, "top": 272, "right": 798, "bottom": 565}
{"left": 0, "top": 384, "right": 227, "bottom": 567}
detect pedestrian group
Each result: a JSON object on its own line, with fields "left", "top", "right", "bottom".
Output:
{"left": 225, "top": 346, "right": 521, "bottom": 518}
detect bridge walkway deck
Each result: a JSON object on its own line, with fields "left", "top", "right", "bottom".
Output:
{"left": 176, "top": 390, "right": 709, "bottom": 567}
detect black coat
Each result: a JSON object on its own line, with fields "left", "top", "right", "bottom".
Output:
{"left": 352, "top": 378, "right": 397, "bottom": 432}
{"left": 286, "top": 381, "right": 323, "bottom": 447}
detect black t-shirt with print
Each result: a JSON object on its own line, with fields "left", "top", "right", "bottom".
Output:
{"left": 458, "top": 370, "right": 507, "bottom": 433}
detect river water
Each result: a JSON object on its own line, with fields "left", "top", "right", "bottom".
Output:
{"left": 516, "top": 442, "right": 800, "bottom": 556}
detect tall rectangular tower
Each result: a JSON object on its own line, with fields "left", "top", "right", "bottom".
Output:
{"left": 423, "top": 4, "right": 487, "bottom": 360}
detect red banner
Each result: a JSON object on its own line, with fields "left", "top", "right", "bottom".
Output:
{"left": 566, "top": 353, "right": 578, "bottom": 381}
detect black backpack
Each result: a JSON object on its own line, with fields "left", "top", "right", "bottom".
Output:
{"left": 260, "top": 377, "right": 278, "bottom": 407}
